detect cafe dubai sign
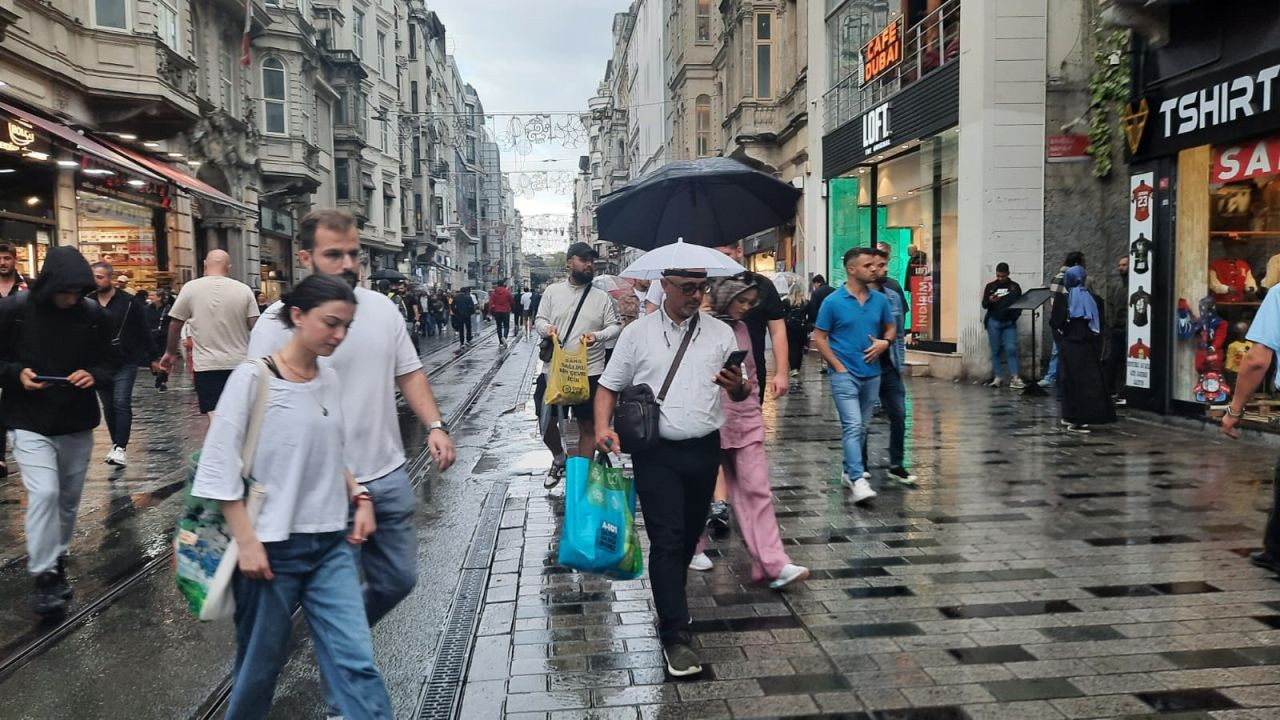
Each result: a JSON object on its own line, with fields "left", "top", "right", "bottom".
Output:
{"left": 861, "top": 16, "right": 904, "bottom": 86}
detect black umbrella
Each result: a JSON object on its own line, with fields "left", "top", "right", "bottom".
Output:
{"left": 595, "top": 157, "right": 802, "bottom": 250}
{"left": 370, "top": 268, "right": 406, "bottom": 282}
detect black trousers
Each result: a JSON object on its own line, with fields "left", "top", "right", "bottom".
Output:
{"left": 1104, "top": 329, "right": 1127, "bottom": 397}
{"left": 631, "top": 431, "right": 720, "bottom": 648}
{"left": 493, "top": 311, "right": 510, "bottom": 341}
{"left": 452, "top": 316, "right": 473, "bottom": 346}
{"left": 1266, "top": 457, "right": 1280, "bottom": 561}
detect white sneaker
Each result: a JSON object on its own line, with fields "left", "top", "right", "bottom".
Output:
{"left": 862, "top": 471, "right": 871, "bottom": 480}
{"left": 688, "top": 553, "right": 713, "bottom": 571}
{"left": 769, "top": 564, "right": 810, "bottom": 589}
{"left": 987, "top": 378, "right": 1002, "bottom": 388}
{"left": 105, "top": 446, "right": 127, "bottom": 467}
{"left": 1009, "top": 377, "right": 1026, "bottom": 390}
{"left": 789, "top": 369, "right": 799, "bottom": 378}
{"left": 849, "top": 478, "right": 878, "bottom": 504}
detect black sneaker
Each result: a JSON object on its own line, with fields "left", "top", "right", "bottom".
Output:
{"left": 32, "top": 571, "right": 68, "bottom": 617}
{"left": 706, "top": 500, "right": 732, "bottom": 530}
{"left": 663, "top": 643, "right": 703, "bottom": 677}
{"left": 1250, "top": 551, "right": 1280, "bottom": 574}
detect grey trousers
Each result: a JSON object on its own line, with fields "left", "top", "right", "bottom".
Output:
{"left": 11, "top": 429, "right": 94, "bottom": 575}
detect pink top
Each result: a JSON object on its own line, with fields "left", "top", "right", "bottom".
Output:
{"left": 720, "top": 322, "right": 765, "bottom": 450}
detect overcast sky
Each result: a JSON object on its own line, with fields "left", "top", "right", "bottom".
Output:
{"left": 427, "top": 0, "right": 629, "bottom": 218}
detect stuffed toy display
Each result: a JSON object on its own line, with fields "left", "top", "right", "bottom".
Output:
{"left": 1176, "top": 298, "right": 1194, "bottom": 340}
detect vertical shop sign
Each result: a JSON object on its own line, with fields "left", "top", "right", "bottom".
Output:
{"left": 1126, "top": 171, "right": 1156, "bottom": 389}
{"left": 912, "top": 273, "right": 933, "bottom": 336}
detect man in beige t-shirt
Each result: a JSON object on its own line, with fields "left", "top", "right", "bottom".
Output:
{"left": 158, "top": 250, "right": 259, "bottom": 413}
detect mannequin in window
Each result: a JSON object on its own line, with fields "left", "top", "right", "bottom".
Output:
{"left": 1193, "top": 295, "right": 1228, "bottom": 373}
{"left": 1210, "top": 257, "right": 1258, "bottom": 302}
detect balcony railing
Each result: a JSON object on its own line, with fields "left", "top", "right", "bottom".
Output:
{"left": 823, "top": 0, "right": 960, "bottom": 134}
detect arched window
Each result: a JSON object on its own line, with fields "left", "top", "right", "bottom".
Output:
{"left": 262, "top": 58, "right": 287, "bottom": 135}
{"left": 695, "top": 95, "right": 712, "bottom": 158}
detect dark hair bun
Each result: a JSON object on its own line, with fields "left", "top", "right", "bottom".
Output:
{"left": 278, "top": 274, "right": 358, "bottom": 329}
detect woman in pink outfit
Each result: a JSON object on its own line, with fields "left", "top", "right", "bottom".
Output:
{"left": 690, "top": 275, "right": 808, "bottom": 590}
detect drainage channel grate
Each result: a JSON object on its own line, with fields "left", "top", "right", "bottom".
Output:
{"left": 415, "top": 481, "right": 509, "bottom": 720}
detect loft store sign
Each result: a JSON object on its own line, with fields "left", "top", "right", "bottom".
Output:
{"left": 1158, "top": 64, "right": 1280, "bottom": 140}
{"left": 863, "top": 103, "right": 892, "bottom": 155}
{"left": 1213, "top": 135, "right": 1280, "bottom": 183}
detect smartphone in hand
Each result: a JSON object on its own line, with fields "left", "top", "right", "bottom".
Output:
{"left": 723, "top": 349, "right": 749, "bottom": 368}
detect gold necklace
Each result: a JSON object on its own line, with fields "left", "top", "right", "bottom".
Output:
{"left": 274, "top": 353, "right": 328, "bottom": 416}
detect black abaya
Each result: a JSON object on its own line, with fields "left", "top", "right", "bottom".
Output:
{"left": 1051, "top": 298, "right": 1117, "bottom": 426}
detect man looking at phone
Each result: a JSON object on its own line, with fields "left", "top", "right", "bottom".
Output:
{"left": 90, "top": 261, "right": 157, "bottom": 468}
{"left": 594, "top": 265, "right": 748, "bottom": 678}
{"left": 982, "top": 262, "right": 1024, "bottom": 389}
{"left": 0, "top": 246, "right": 118, "bottom": 616}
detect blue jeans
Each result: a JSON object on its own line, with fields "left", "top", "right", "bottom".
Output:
{"left": 97, "top": 364, "right": 138, "bottom": 448}
{"left": 228, "top": 532, "right": 392, "bottom": 720}
{"left": 829, "top": 371, "right": 881, "bottom": 479}
{"left": 860, "top": 367, "right": 907, "bottom": 474}
{"left": 1044, "top": 342, "right": 1060, "bottom": 383}
{"left": 356, "top": 464, "right": 418, "bottom": 625}
{"left": 986, "top": 318, "right": 1019, "bottom": 379}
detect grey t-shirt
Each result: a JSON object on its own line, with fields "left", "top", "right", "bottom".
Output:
{"left": 168, "top": 275, "right": 260, "bottom": 372}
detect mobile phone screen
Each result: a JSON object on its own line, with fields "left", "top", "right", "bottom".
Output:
{"left": 724, "top": 350, "right": 749, "bottom": 368}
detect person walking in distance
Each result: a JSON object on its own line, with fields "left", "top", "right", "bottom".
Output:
{"left": 90, "top": 262, "right": 158, "bottom": 468}
{"left": 157, "top": 250, "right": 260, "bottom": 414}
{"left": 0, "top": 242, "right": 29, "bottom": 478}
{"left": 783, "top": 281, "right": 809, "bottom": 380}
{"left": 863, "top": 247, "right": 916, "bottom": 486}
{"left": 450, "top": 287, "right": 476, "bottom": 348}
{"left": 145, "top": 289, "right": 173, "bottom": 392}
{"left": 0, "top": 246, "right": 119, "bottom": 616}
{"left": 595, "top": 266, "right": 749, "bottom": 677}
{"left": 248, "top": 210, "right": 455, "bottom": 716}
{"left": 197, "top": 274, "right": 393, "bottom": 719}
{"left": 982, "top": 262, "right": 1025, "bottom": 389}
{"left": 520, "top": 286, "right": 535, "bottom": 333}
{"left": 807, "top": 274, "right": 836, "bottom": 375}
{"left": 687, "top": 275, "right": 810, "bottom": 589}
{"left": 535, "top": 243, "right": 621, "bottom": 486}
{"left": 489, "top": 278, "right": 514, "bottom": 346}
{"left": 511, "top": 285, "right": 525, "bottom": 336}
{"left": 813, "top": 248, "right": 897, "bottom": 504}
{"left": 1050, "top": 265, "right": 1115, "bottom": 433}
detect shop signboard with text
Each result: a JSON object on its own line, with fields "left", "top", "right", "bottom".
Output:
{"left": 0, "top": 111, "right": 49, "bottom": 158}
{"left": 861, "top": 16, "right": 903, "bottom": 86}
{"left": 1127, "top": 171, "right": 1156, "bottom": 389}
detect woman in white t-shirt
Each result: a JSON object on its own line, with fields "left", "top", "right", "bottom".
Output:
{"left": 192, "top": 274, "right": 391, "bottom": 720}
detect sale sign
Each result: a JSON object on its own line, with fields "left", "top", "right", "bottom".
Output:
{"left": 1213, "top": 136, "right": 1280, "bottom": 183}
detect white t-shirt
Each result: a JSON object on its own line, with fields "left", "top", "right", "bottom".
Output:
{"left": 599, "top": 308, "right": 737, "bottom": 441}
{"left": 192, "top": 363, "right": 348, "bottom": 542}
{"left": 521, "top": 291, "right": 533, "bottom": 311}
{"left": 248, "top": 286, "right": 423, "bottom": 483}
{"left": 168, "top": 275, "right": 260, "bottom": 371}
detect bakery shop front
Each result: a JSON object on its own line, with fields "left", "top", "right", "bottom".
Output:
{"left": 1124, "top": 6, "right": 1280, "bottom": 429}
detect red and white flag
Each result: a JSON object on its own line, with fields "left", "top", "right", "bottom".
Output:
{"left": 239, "top": 0, "right": 253, "bottom": 68}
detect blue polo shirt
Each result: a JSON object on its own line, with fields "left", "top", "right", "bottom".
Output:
{"left": 815, "top": 284, "right": 894, "bottom": 378}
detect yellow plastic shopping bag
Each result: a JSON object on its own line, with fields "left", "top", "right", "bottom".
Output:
{"left": 544, "top": 335, "right": 591, "bottom": 406}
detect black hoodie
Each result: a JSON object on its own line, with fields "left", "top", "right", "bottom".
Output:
{"left": 0, "top": 246, "right": 119, "bottom": 436}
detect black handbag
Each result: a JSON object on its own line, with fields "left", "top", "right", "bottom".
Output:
{"left": 615, "top": 313, "right": 698, "bottom": 452}
{"left": 539, "top": 285, "right": 593, "bottom": 363}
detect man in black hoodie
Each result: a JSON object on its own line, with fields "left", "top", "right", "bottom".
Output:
{"left": 0, "top": 246, "right": 118, "bottom": 616}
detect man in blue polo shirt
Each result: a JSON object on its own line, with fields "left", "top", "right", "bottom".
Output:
{"left": 814, "top": 247, "right": 897, "bottom": 504}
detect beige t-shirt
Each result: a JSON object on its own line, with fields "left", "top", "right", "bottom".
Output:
{"left": 168, "top": 275, "right": 260, "bottom": 371}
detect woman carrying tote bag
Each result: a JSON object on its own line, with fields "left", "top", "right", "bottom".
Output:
{"left": 191, "top": 274, "right": 390, "bottom": 720}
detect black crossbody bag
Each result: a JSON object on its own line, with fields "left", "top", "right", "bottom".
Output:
{"left": 615, "top": 313, "right": 698, "bottom": 453}
{"left": 539, "top": 286, "right": 592, "bottom": 363}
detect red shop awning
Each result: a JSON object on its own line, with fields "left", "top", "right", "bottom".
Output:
{"left": 102, "top": 141, "right": 256, "bottom": 215}
{"left": 0, "top": 100, "right": 164, "bottom": 182}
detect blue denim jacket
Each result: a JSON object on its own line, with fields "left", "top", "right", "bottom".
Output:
{"left": 877, "top": 278, "right": 907, "bottom": 373}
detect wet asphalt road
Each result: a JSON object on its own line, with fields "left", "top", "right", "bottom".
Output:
{"left": 0, "top": 322, "right": 521, "bottom": 719}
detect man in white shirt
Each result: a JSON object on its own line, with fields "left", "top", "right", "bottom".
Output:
{"left": 534, "top": 243, "right": 621, "bottom": 483}
{"left": 595, "top": 266, "right": 749, "bottom": 678}
{"left": 248, "top": 210, "right": 456, "bottom": 641}
{"left": 520, "top": 288, "right": 534, "bottom": 332}
{"left": 158, "top": 250, "right": 259, "bottom": 414}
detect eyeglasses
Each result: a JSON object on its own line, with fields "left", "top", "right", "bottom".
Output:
{"left": 668, "top": 281, "right": 711, "bottom": 296}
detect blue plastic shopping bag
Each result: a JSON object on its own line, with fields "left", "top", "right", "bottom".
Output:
{"left": 557, "top": 455, "right": 643, "bottom": 579}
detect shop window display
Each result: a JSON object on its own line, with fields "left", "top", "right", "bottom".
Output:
{"left": 1174, "top": 137, "right": 1280, "bottom": 421}
{"left": 76, "top": 193, "right": 163, "bottom": 290}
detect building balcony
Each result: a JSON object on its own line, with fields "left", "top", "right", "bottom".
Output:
{"left": 823, "top": 0, "right": 960, "bottom": 134}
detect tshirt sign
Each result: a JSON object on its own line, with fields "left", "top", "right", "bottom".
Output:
{"left": 1127, "top": 171, "right": 1156, "bottom": 390}
{"left": 1157, "top": 64, "right": 1280, "bottom": 140}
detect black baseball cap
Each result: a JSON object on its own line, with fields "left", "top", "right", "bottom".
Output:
{"left": 566, "top": 242, "right": 599, "bottom": 260}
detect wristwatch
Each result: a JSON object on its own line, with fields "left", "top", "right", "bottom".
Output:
{"left": 428, "top": 420, "right": 450, "bottom": 435}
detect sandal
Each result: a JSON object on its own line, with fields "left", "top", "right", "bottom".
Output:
{"left": 544, "top": 456, "right": 567, "bottom": 489}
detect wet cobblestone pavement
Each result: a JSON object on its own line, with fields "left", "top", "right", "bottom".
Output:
{"left": 459, "top": 349, "right": 1280, "bottom": 720}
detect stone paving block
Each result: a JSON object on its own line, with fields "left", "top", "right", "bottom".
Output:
{"left": 638, "top": 699, "right": 732, "bottom": 719}
{"left": 503, "top": 690, "right": 594, "bottom": 713}
{"left": 1049, "top": 693, "right": 1155, "bottom": 718}
{"left": 900, "top": 683, "right": 998, "bottom": 706}
{"left": 549, "top": 708, "right": 640, "bottom": 720}
{"left": 962, "top": 700, "right": 1068, "bottom": 720}
{"left": 1220, "top": 685, "right": 1280, "bottom": 707}
{"left": 725, "top": 694, "right": 820, "bottom": 718}
{"left": 594, "top": 684, "right": 680, "bottom": 707}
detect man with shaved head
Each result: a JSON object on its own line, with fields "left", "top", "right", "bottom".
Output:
{"left": 158, "top": 249, "right": 260, "bottom": 413}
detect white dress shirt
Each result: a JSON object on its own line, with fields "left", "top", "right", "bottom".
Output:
{"left": 600, "top": 308, "right": 737, "bottom": 441}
